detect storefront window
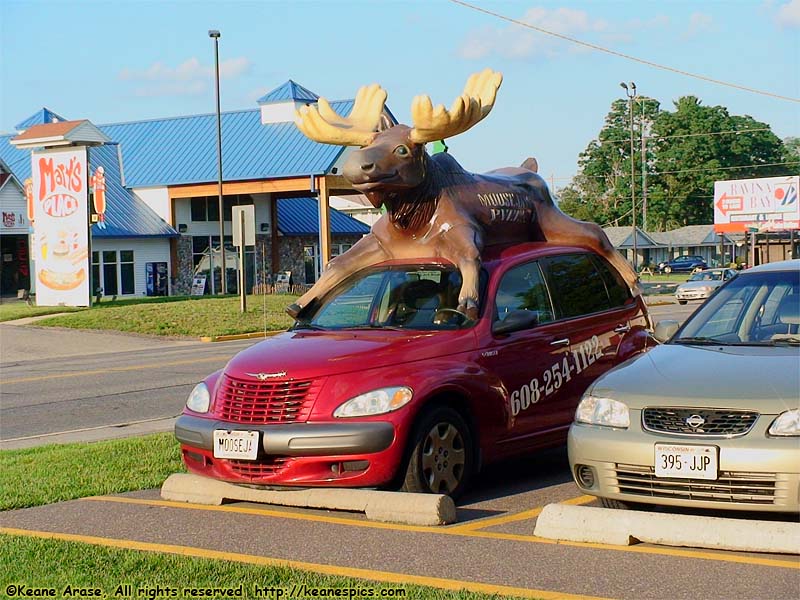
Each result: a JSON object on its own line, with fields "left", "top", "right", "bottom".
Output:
{"left": 120, "top": 250, "right": 135, "bottom": 295}
{"left": 102, "top": 250, "right": 118, "bottom": 296}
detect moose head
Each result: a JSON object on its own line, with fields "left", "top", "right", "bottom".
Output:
{"left": 296, "top": 69, "right": 503, "bottom": 207}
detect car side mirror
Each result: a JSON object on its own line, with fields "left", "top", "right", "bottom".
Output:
{"left": 492, "top": 310, "right": 539, "bottom": 335}
{"left": 653, "top": 319, "right": 680, "bottom": 343}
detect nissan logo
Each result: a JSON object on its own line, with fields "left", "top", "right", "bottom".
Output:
{"left": 686, "top": 414, "right": 705, "bottom": 429}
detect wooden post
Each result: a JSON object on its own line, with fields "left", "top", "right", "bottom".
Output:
{"left": 239, "top": 209, "right": 246, "bottom": 313}
{"left": 318, "top": 175, "right": 332, "bottom": 268}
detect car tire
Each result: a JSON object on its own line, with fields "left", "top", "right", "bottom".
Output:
{"left": 678, "top": 300, "right": 687, "bottom": 305}
{"left": 664, "top": 266, "right": 672, "bottom": 274}
{"left": 401, "top": 405, "right": 474, "bottom": 499}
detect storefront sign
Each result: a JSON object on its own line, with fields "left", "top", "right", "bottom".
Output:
{"left": 31, "top": 147, "right": 90, "bottom": 306}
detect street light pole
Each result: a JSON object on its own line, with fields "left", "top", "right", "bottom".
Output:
{"left": 209, "top": 29, "right": 226, "bottom": 294}
{"left": 620, "top": 81, "right": 638, "bottom": 272}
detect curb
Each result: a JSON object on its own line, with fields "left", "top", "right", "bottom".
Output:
{"left": 533, "top": 503, "right": 800, "bottom": 554}
{"left": 200, "top": 331, "right": 283, "bottom": 343}
{"left": 161, "top": 473, "right": 456, "bottom": 526}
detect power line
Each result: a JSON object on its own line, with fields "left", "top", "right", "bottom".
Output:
{"left": 654, "top": 160, "right": 799, "bottom": 175}
{"left": 447, "top": 0, "right": 800, "bottom": 103}
{"left": 595, "top": 128, "right": 774, "bottom": 145}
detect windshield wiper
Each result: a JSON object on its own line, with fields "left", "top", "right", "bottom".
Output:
{"left": 346, "top": 324, "right": 407, "bottom": 332}
{"left": 672, "top": 336, "right": 721, "bottom": 345}
{"left": 292, "top": 323, "right": 328, "bottom": 331}
{"left": 766, "top": 336, "right": 800, "bottom": 346}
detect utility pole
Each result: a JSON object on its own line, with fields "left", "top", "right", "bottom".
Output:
{"left": 621, "top": 81, "right": 638, "bottom": 271}
{"left": 640, "top": 98, "right": 647, "bottom": 232}
{"left": 209, "top": 29, "right": 227, "bottom": 294}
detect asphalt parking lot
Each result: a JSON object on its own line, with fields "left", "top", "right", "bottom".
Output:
{"left": 2, "top": 446, "right": 798, "bottom": 599}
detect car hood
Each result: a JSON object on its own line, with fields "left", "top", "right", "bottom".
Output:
{"left": 591, "top": 343, "right": 800, "bottom": 413}
{"left": 222, "top": 328, "right": 477, "bottom": 380}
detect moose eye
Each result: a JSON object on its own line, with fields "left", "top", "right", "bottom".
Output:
{"left": 394, "top": 145, "right": 410, "bottom": 157}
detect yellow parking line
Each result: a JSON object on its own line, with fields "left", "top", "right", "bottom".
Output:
{"left": 2, "top": 356, "right": 224, "bottom": 385}
{"left": 450, "top": 495, "right": 596, "bottom": 532}
{"left": 84, "top": 496, "right": 800, "bottom": 570}
{"left": 0, "top": 527, "right": 607, "bottom": 600}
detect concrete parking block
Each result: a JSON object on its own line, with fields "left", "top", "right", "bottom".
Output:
{"left": 161, "top": 473, "right": 456, "bottom": 526}
{"left": 534, "top": 503, "right": 800, "bottom": 554}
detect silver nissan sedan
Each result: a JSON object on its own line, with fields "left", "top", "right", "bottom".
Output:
{"left": 568, "top": 259, "right": 800, "bottom": 513}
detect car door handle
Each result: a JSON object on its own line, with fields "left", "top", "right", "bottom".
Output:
{"left": 550, "top": 338, "right": 570, "bottom": 347}
{"left": 614, "top": 324, "right": 631, "bottom": 334}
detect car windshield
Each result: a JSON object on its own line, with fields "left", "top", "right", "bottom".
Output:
{"left": 298, "top": 266, "right": 474, "bottom": 331}
{"left": 688, "top": 271, "right": 722, "bottom": 282}
{"left": 673, "top": 268, "right": 800, "bottom": 346}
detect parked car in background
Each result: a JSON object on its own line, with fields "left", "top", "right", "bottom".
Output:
{"left": 568, "top": 259, "right": 800, "bottom": 513}
{"left": 674, "top": 268, "right": 737, "bottom": 304}
{"left": 176, "top": 243, "right": 651, "bottom": 498}
{"left": 657, "top": 255, "right": 708, "bottom": 274}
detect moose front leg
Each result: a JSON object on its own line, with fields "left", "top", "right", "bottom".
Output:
{"left": 443, "top": 225, "right": 483, "bottom": 321}
{"left": 286, "top": 234, "right": 388, "bottom": 318}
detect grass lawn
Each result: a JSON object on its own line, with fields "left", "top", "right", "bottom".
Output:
{"left": 0, "top": 435, "right": 515, "bottom": 599}
{"left": 29, "top": 294, "right": 299, "bottom": 337}
{"left": 0, "top": 301, "right": 82, "bottom": 323}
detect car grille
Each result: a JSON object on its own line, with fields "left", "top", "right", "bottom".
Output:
{"left": 226, "top": 457, "right": 292, "bottom": 480}
{"left": 614, "top": 464, "right": 777, "bottom": 504}
{"left": 215, "top": 374, "right": 319, "bottom": 424}
{"left": 642, "top": 407, "right": 758, "bottom": 436}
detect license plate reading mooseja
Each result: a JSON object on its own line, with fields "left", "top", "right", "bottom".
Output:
{"left": 655, "top": 443, "right": 718, "bottom": 480}
{"left": 213, "top": 430, "right": 259, "bottom": 460}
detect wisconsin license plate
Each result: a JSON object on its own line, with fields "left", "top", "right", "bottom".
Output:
{"left": 213, "top": 430, "right": 259, "bottom": 460}
{"left": 655, "top": 444, "right": 718, "bottom": 480}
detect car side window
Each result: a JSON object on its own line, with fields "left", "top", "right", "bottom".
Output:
{"left": 494, "top": 261, "right": 554, "bottom": 325}
{"left": 591, "top": 255, "right": 632, "bottom": 308}
{"left": 543, "top": 254, "right": 612, "bottom": 319}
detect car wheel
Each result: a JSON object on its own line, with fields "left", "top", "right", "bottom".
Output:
{"left": 678, "top": 300, "right": 687, "bottom": 305}
{"left": 401, "top": 406, "right": 474, "bottom": 498}
{"left": 664, "top": 266, "right": 672, "bottom": 274}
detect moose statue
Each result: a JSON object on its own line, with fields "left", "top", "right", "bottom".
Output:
{"left": 287, "top": 69, "right": 638, "bottom": 320}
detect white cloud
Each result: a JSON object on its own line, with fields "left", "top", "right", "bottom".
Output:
{"left": 118, "top": 57, "right": 251, "bottom": 97}
{"left": 457, "top": 7, "right": 669, "bottom": 61}
{"left": 683, "top": 12, "right": 714, "bottom": 39}
{"left": 776, "top": 0, "right": 800, "bottom": 27}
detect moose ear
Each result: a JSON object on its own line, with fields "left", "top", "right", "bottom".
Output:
{"left": 375, "top": 114, "right": 394, "bottom": 133}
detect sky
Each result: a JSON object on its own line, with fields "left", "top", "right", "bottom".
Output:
{"left": 1, "top": 0, "right": 798, "bottom": 190}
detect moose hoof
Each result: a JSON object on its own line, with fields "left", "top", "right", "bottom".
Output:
{"left": 286, "top": 303, "right": 302, "bottom": 318}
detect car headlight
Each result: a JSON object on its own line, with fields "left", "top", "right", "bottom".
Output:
{"left": 186, "top": 382, "right": 211, "bottom": 414}
{"left": 575, "top": 395, "right": 630, "bottom": 428}
{"left": 333, "top": 386, "right": 413, "bottom": 418}
{"left": 768, "top": 409, "right": 800, "bottom": 436}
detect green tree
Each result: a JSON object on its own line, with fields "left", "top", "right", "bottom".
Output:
{"left": 561, "top": 96, "right": 793, "bottom": 231}
{"left": 559, "top": 97, "right": 660, "bottom": 227}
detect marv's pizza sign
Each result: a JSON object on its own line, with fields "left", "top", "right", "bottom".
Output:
{"left": 714, "top": 175, "right": 799, "bottom": 233}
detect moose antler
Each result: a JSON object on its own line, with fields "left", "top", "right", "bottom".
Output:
{"left": 295, "top": 83, "right": 388, "bottom": 147}
{"left": 409, "top": 68, "right": 503, "bottom": 144}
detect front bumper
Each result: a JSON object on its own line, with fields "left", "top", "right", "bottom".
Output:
{"left": 175, "top": 414, "right": 401, "bottom": 488}
{"left": 675, "top": 289, "right": 711, "bottom": 301}
{"left": 568, "top": 418, "right": 800, "bottom": 513}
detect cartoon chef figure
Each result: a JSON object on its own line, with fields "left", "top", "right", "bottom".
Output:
{"left": 91, "top": 166, "right": 106, "bottom": 229}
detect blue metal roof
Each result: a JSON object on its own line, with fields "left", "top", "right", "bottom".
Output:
{"left": 88, "top": 144, "right": 178, "bottom": 238}
{"left": 258, "top": 80, "right": 319, "bottom": 104}
{"left": 14, "top": 108, "right": 68, "bottom": 131}
{"left": 100, "top": 104, "right": 351, "bottom": 188}
{"left": 0, "top": 135, "right": 177, "bottom": 238}
{"left": 278, "top": 198, "right": 370, "bottom": 236}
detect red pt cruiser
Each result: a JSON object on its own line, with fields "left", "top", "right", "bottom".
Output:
{"left": 176, "top": 243, "right": 651, "bottom": 497}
